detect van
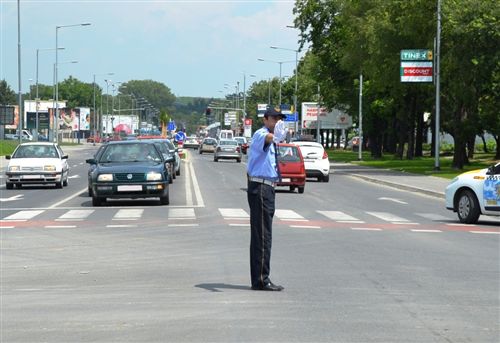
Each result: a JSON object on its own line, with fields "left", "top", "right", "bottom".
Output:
{"left": 218, "top": 130, "right": 233, "bottom": 141}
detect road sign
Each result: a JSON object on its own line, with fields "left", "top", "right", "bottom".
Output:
{"left": 400, "top": 62, "right": 433, "bottom": 82}
{"left": 400, "top": 49, "right": 432, "bottom": 61}
{"left": 0, "top": 105, "right": 15, "bottom": 125}
{"left": 168, "top": 121, "right": 176, "bottom": 131}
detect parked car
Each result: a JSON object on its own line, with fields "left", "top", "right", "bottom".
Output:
{"left": 293, "top": 141, "right": 331, "bottom": 182}
{"left": 86, "top": 141, "right": 170, "bottom": 206}
{"left": 5, "top": 142, "right": 69, "bottom": 189}
{"left": 234, "top": 136, "right": 249, "bottom": 154}
{"left": 277, "top": 143, "right": 306, "bottom": 193}
{"left": 199, "top": 137, "right": 217, "bottom": 154}
{"left": 214, "top": 139, "right": 242, "bottom": 162}
{"left": 445, "top": 162, "right": 500, "bottom": 224}
{"left": 183, "top": 136, "right": 200, "bottom": 149}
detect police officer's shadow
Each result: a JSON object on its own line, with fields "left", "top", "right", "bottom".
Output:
{"left": 195, "top": 283, "right": 251, "bottom": 292}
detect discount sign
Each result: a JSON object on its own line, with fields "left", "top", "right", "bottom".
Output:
{"left": 400, "top": 49, "right": 433, "bottom": 83}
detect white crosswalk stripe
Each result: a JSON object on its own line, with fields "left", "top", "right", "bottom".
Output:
{"left": 113, "top": 209, "right": 143, "bottom": 220}
{"left": 317, "top": 210, "right": 364, "bottom": 223}
{"left": 169, "top": 208, "right": 195, "bottom": 219}
{"left": 415, "top": 213, "right": 450, "bottom": 221}
{"left": 366, "top": 211, "right": 411, "bottom": 223}
{"left": 56, "top": 209, "right": 94, "bottom": 221}
{"left": 275, "top": 209, "right": 307, "bottom": 221}
{"left": 219, "top": 208, "right": 249, "bottom": 220}
{"left": 3, "top": 210, "right": 44, "bottom": 221}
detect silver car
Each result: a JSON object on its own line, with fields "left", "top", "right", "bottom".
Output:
{"left": 214, "top": 139, "right": 242, "bottom": 163}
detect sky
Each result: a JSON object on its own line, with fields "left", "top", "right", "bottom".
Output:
{"left": 1, "top": 0, "right": 304, "bottom": 99}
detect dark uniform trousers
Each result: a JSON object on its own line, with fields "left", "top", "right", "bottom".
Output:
{"left": 247, "top": 180, "right": 275, "bottom": 288}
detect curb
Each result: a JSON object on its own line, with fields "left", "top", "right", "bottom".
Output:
{"left": 348, "top": 173, "right": 445, "bottom": 199}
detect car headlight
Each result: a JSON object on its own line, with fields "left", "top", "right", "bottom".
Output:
{"left": 146, "top": 172, "right": 162, "bottom": 181}
{"left": 97, "top": 174, "right": 113, "bottom": 182}
{"left": 44, "top": 165, "right": 56, "bottom": 171}
{"left": 8, "top": 166, "right": 20, "bottom": 172}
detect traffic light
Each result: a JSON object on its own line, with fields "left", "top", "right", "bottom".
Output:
{"left": 205, "top": 108, "right": 211, "bottom": 116}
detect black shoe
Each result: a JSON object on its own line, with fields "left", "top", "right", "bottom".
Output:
{"left": 252, "top": 282, "right": 284, "bottom": 291}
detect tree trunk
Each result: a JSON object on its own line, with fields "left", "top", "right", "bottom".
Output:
{"left": 415, "top": 111, "right": 424, "bottom": 157}
{"left": 480, "top": 133, "right": 489, "bottom": 153}
{"left": 495, "top": 136, "right": 500, "bottom": 159}
{"left": 467, "top": 134, "right": 475, "bottom": 161}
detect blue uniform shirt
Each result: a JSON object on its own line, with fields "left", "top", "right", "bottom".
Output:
{"left": 247, "top": 127, "right": 278, "bottom": 181}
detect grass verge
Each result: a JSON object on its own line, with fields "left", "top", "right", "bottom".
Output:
{"left": 328, "top": 149, "right": 498, "bottom": 179}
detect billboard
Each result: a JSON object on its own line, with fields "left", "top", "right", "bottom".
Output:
{"left": 0, "top": 105, "right": 15, "bottom": 125}
{"left": 301, "top": 102, "right": 352, "bottom": 129}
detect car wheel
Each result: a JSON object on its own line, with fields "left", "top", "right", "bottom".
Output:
{"left": 214, "top": 157, "right": 218, "bottom": 162}
{"left": 55, "top": 181, "right": 63, "bottom": 189}
{"left": 6, "top": 182, "right": 13, "bottom": 190}
{"left": 457, "top": 189, "right": 480, "bottom": 224}
{"left": 199, "top": 150, "right": 202, "bottom": 154}
{"left": 298, "top": 186, "right": 305, "bottom": 194}
{"left": 92, "top": 196, "right": 103, "bottom": 206}
{"left": 160, "top": 190, "right": 170, "bottom": 205}
{"left": 63, "top": 174, "right": 69, "bottom": 187}
{"left": 322, "top": 174, "right": 330, "bottom": 182}
{"left": 237, "top": 159, "right": 241, "bottom": 163}
{"left": 176, "top": 167, "right": 180, "bottom": 176}
{"left": 88, "top": 187, "right": 93, "bottom": 197}
{"left": 290, "top": 186, "right": 296, "bottom": 192}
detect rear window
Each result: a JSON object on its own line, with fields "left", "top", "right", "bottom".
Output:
{"left": 220, "top": 140, "right": 237, "bottom": 146}
{"left": 278, "top": 146, "right": 301, "bottom": 162}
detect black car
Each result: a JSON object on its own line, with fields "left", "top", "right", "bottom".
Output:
{"left": 86, "top": 141, "right": 170, "bottom": 206}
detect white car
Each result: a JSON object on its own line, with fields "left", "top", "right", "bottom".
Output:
{"left": 5, "top": 142, "right": 70, "bottom": 189}
{"left": 445, "top": 162, "right": 500, "bottom": 223}
{"left": 293, "top": 141, "right": 331, "bottom": 182}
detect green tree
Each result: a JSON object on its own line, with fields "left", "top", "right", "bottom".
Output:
{"left": 58, "top": 76, "right": 95, "bottom": 108}
{"left": 0, "top": 80, "right": 17, "bottom": 105}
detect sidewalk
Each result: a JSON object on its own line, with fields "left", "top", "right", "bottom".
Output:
{"left": 331, "top": 162, "right": 450, "bottom": 199}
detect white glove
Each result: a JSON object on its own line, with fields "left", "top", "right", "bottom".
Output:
{"left": 272, "top": 120, "right": 287, "bottom": 143}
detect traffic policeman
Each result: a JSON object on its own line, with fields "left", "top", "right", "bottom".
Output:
{"left": 247, "top": 107, "right": 287, "bottom": 291}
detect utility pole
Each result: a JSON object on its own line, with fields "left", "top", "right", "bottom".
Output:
{"left": 358, "top": 74, "right": 363, "bottom": 161}
{"left": 434, "top": 0, "right": 441, "bottom": 170}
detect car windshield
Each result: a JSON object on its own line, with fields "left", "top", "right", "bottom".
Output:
{"left": 13, "top": 145, "right": 58, "bottom": 158}
{"left": 278, "top": 146, "right": 301, "bottom": 162}
{"left": 204, "top": 139, "right": 216, "bottom": 145}
{"left": 235, "top": 138, "right": 246, "bottom": 144}
{"left": 99, "top": 143, "right": 162, "bottom": 163}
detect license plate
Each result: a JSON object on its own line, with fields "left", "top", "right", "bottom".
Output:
{"left": 223, "top": 148, "right": 233, "bottom": 151}
{"left": 117, "top": 185, "right": 142, "bottom": 192}
{"left": 22, "top": 174, "right": 41, "bottom": 179}
{"left": 281, "top": 178, "right": 291, "bottom": 182}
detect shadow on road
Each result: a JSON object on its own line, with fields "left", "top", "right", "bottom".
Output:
{"left": 195, "top": 283, "right": 251, "bottom": 292}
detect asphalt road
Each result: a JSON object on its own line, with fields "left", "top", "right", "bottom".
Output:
{"left": 1, "top": 144, "right": 499, "bottom": 342}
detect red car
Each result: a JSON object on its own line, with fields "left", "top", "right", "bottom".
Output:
{"left": 277, "top": 143, "right": 306, "bottom": 193}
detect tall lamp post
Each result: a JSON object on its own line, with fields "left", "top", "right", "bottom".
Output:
{"left": 92, "top": 72, "right": 113, "bottom": 144}
{"left": 271, "top": 46, "right": 299, "bottom": 132}
{"left": 36, "top": 47, "right": 64, "bottom": 141}
{"left": 242, "top": 73, "right": 256, "bottom": 118}
{"left": 257, "top": 58, "right": 294, "bottom": 107}
{"left": 55, "top": 22, "right": 90, "bottom": 143}
{"left": 104, "top": 79, "right": 113, "bottom": 136}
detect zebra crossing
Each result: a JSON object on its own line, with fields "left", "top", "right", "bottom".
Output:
{"left": 1, "top": 207, "right": 498, "bottom": 234}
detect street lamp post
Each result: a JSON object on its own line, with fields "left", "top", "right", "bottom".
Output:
{"left": 55, "top": 22, "right": 90, "bottom": 143}
{"left": 271, "top": 46, "right": 299, "bottom": 132}
{"left": 242, "top": 73, "right": 256, "bottom": 118}
{"left": 93, "top": 72, "right": 113, "bottom": 144}
{"left": 257, "top": 58, "right": 294, "bottom": 107}
{"left": 104, "top": 79, "right": 112, "bottom": 135}
{"left": 36, "top": 47, "right": 64, "bottom": 141}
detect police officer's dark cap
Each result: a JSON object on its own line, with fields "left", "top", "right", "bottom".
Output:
{"left": 264, "top": 106, "right": 286, "bottom": 119}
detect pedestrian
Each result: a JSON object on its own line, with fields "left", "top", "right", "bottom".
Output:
{"left": 246, "top": 106, "right": 287, "bottom": 291}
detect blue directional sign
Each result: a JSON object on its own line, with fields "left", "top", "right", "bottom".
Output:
{"left": 284, "top": 112, "right": 298, "bottom": 122}
{"left": 168, "top": 121, "right": 176, "bottom": 131}
{"left": 175, "top": 131, "right": 186, "bottom": 142}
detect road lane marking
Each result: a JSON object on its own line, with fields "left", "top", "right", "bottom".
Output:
{"left": 57, "top": 209, "right": 94, "bottom": 220}
{"left": 169, "top": 208, "right": 195, "bottom": 219}
{"left": 275, "top": 209, "right": 305, "bottom": 220}
{"left": 229, "top": 223, "right": 250, "bottom": 227}
{"left": 378, "top": 197, "right": 408, "bottom": 204}
{"left": 189, "top": 160, "right": 204, "bottom": 207}
{"left": 219, "top": 208, "right": 249, "bottom": 219}
{"left": 415, "top": 213, "right": 450, "bottom": 221}
{"left": 317, "top": 210, "right": 362, "bottom": 222}
{"left": 367, "top": 211, "right": 410, "bottom": 223}
{"left": 391, "top": 222, "right": 420, "bottom": 225}
{"left": 351, "top": 227, "right": 382, "bottom": 231}
{"left": 411, "top": 229, "right": 442, "bottom": 233}
{"left": 48, "top": 187, "right": 87, "bottom": 209}
{"left": 185, "top": 159, "right": 193, "bottom": 206}
{"left": 106, "top": 224, "right": 137, "bottom": 228}
{"left": 167, "top": 223, "right": 199, "bottom": 227}
{"left": 44, "top": 225, "right": 76, "bottom": 228}
{"left": 290, "top": 225, "right": 321, "bottom": 229}
{"left": 469, "top": 231, "right": 500, "bottom": 235}
{"left": 3, "top": 210, "right": 44, "bottom": 220}
{"left": 113, "top": 209, "right": 143, "bottom": 220}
